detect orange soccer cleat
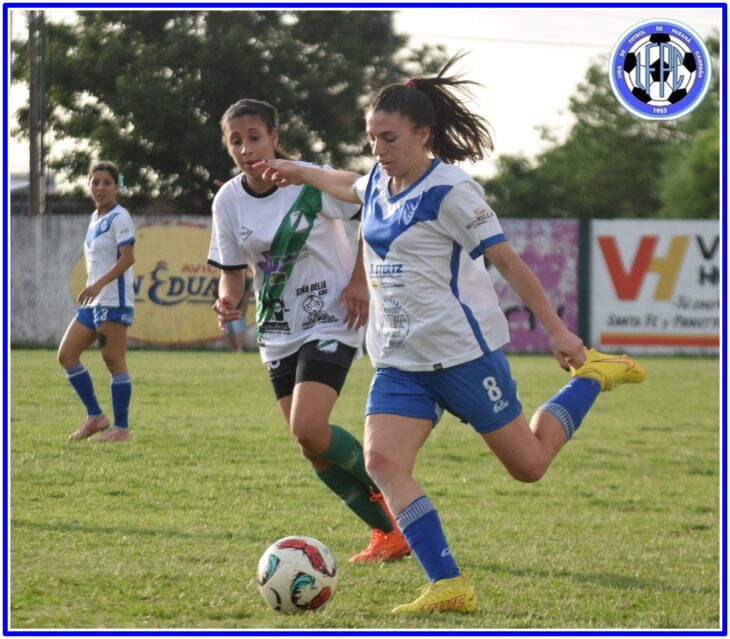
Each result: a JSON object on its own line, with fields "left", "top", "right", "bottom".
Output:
{"left": 349, "top": 492, "right": 410, "bottom": 563}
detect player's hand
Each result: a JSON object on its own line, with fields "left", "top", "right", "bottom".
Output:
{"left": 78, "top": 282, "right": 102, "bottom": 306}
{"left": 213, "top": 296, "right": 244, "bottom": 332}
{"left": 549, "top": 328, "right": 585, "bottom": 370}
{"left": 253, "top": 159, "right": 304, "bottom": 186}
{"left": 339, "top": 278, "right": 369, "bottom": 330}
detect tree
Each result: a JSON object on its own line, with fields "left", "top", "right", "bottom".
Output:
{"left": 658, "top": 36, "right": 720, "bottom": 218}
{"left": 480, "top": 45, "right": 720, "bottom": 220}
{"left": 11, "top": 11, "right": 446, "bottom": 214}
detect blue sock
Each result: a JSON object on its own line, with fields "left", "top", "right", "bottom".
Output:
{"left": 540, "top": 377, "right": 601, "bottom": 440}
{"left": 65, "top": 365, "right": 102, "bottom": 416}
{"left": 396, "top": 496, "right": 459, "bottom": 583}
{"left": 110, "top": 372, "right": 132, "bottom": 429}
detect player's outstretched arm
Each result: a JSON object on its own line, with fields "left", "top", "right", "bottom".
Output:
{"left": 485, "top": 241, "right": 585, "bottom": 369}
{"left": 255, "top": 159, "right": 362, "bottom": 204}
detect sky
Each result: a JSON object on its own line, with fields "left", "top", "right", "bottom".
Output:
{"left": 394, "top": 6, "right": 722, "bottom": 176}
{"left": 6, "top": 4, "right": 723, "bottom": 184}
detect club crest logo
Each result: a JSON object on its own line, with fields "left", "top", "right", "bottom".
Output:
{"left": 609, "top": 20, "right": 712, "bottom": 120}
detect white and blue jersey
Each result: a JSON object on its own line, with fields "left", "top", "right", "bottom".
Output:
{"left": 355, "top": 158, "right": 509, "bottom": 372}
{"left": 83, "top": 204, "right": 136, "bottom": 308}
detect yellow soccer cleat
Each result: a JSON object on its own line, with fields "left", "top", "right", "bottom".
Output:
{"left": 392, "top": 575, "right": 476, "bottom": 614}
{"left": 570, "top": 348, "right": 646, "bottom": 391}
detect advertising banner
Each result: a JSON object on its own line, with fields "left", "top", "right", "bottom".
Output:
{"left": 489, "top": 219, "right": 580, "bottom": 353}
{"left": 71, "top": 219, "right": 223, "bottom": 346}
{"left": 590, "top": 219, "right": 720, "bottom": 354}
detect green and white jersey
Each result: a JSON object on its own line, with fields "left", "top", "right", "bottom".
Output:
{"left": 208, "top": 167, "right": 363, "bottom": 363}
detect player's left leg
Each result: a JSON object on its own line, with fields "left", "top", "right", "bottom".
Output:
{"left": 364, "top": 412, "right": 475, "bottom": 613}
{"left": 59, "top": 316, "right": 110, "bottom": 440}
{"left": 289, "top": 379, "right": 408, "bottom": 562}
{"left": 91, "top": 319, "right": 132, "bottom": 442}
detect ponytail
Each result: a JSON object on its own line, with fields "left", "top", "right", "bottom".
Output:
{"left": 368, "top": 52, "right": 493, "bottom": 163}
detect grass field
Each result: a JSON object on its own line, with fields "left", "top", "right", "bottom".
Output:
{"left": 8, "top": 349, "right": 722, "bottom": 631}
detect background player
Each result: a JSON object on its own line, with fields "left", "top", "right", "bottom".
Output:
{"left": 58, "top": 161, "right": 135, "bottom": 443}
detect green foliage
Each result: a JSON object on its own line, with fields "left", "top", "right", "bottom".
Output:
{"left": 10, "top": 350, "right": 720, "bottom": 629}
{"left": 481, "top": 39, "right": 720, "bottom": 220}
{"left": 658, "top": 36, "right": 721, "bottom": 218}
{"left": 11, "top": 11, "right": 446, "bottom": 214}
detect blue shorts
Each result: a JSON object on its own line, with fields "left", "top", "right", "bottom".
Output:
{"left": 366, "top": 349, "right": 522, "bottom": 433}
{"left": 76, "top": 306, "right": 134, "bottom": 329}
{"left": 226, "top": 318, "right": 246, "bottom": 334}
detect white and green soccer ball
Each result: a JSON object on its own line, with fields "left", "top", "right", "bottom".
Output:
{"left": 257, "top": 536, "right": 339, "bottom": 614}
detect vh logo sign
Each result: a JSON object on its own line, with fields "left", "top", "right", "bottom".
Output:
{"left": 598, "top": 235, "right": 719, "bottom": 301}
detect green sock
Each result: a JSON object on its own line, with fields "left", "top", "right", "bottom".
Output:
{"left": 320, "top": 424, "right": 374, "bottom": 489}
{"left": 315, "top": 465, "right": 392, "bottom": 532}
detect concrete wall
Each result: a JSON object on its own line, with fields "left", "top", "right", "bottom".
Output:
{"left": 11, "top": 214, "right": 91, "bottom": 346}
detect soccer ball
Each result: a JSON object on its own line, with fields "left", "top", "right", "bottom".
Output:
{"left": 257, "top": 536, "right": 339, "bottom": 613}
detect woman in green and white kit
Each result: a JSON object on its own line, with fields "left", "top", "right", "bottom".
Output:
{"left": 208, "top": 99, "right": 408, "bottom": 563}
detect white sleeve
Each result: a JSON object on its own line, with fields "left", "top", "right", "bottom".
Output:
{"left": 207, "top": 193, "right": 248, "bottom": 269}
{"left": 437, "top": 180, "right": 506, "bottom": 260}
{"left": 320, "top": 191, "right": 361, "bottom": 220}
{"left": 353, "top": 170, "right": 373, "bottom": 204}
{"left": 112, "top": 208, "right": 135, "bottom": 247}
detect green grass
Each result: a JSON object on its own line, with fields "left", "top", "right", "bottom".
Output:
{"left": 9, "top": 350, "right": 721, "bottom": 630}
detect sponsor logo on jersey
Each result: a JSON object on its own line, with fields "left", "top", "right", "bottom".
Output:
{"left": 370, "top": 263, "right": 405, "bottom": 289}
{"left": 370, "top": 263, "right": 403, "bottom": 276}
{"left": 401, "top": 199, "right": 418, "bottom": 225}
{"left": 239, "top": 226, "right": 253, "bottom": 241}
{"left": 258, "top": 249, "right": 309, "bottom": 275}
{"left": 302, "top": 294, "right": 338, "bottom": 329}
{"left": 466, "top": 208, "right": 495, "bottom": 230}
{"left": 380, "top": 296, "right": 410, "bottom": 347}
{"left": 493, "top": 399, "right": 510, "bottom": 413}
{"left": 288, "top": 209, "right": 314, "bottom": 233}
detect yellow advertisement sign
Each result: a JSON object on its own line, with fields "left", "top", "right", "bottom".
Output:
{"left": 71, "top": 221, "right": 223, "bottom": 346}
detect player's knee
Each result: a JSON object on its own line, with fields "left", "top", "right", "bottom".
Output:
{"left": 101, "top": 353, "right": 115, "bottom": 372}
{"left": 57, "top": 345, "right": 80, "bottom": 369}
{"left": 508, "top": 461, "right": 546, "bottom": 484}
{"left": 364, "top": 448, "right": 393, "bottom": 485}
{"left": 290, "top": 420, "right": 326, "bottom": 453}
{"left": 57, "top": 349, "right": 70, "bottom": 368}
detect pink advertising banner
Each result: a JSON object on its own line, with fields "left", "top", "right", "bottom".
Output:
{"left": 488, "top": 219, "right": 580, "bottom": 353}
